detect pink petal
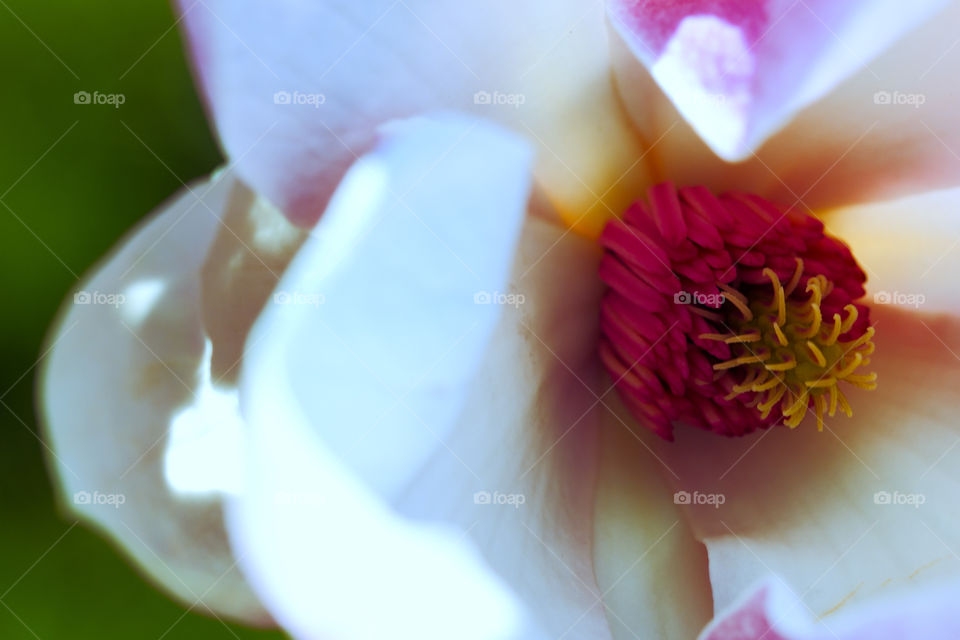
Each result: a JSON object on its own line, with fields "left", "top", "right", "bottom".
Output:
{"left": 608, "top": 0, "right": 949, "bottom": 161}
{"left": 702, "top": 577, "right": 960, "bottom": 640}
{"left": 176, "top": 0, "right": 649, "bottom": 231}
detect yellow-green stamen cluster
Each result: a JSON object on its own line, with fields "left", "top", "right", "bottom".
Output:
{"left": 701, "top": 259, "right": 876, "bottom": 430}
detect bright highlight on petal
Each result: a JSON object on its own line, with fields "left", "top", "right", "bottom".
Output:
{"left": 230, "top": 113, "right": 550, "bottom": 639}
{"left": 599, "top": 182, "right": 873, "bottom": 439}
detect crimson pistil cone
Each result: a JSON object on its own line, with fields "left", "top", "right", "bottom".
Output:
{"left": 599, "top": 182, "right": 876, "bottom": 440}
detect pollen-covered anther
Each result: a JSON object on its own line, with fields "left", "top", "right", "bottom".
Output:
{"left": 709, "top": 263, "right": 877, "bottom": 432}
{"left": 597, "top": 181, "right": 875, "bottom": 439}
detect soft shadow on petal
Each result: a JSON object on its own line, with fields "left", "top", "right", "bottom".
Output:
{"left": 176, "top": 0, "right": 650, "bottom": 235}
{"left": 594, "top": 395, "right": 714, "bottom": 640}
{"left": 608, "top": 0, "right": 948, "bottom": 161}
{"left": 229, "top": 113, "right": 623, "bottom": 638}
{"left": 39, "top": 171, "right": 271, "bottom": 622}
{"left": 652, "top": 305, "right": 960, "bottom": 623}
{"left": 824, "top": 185, "right": 960, "bottom": 316}
{"left": 701, "top": 576, "right": 960, "bottom": 640}
{"left": 608, "top": 0, "right": 960, "bottom": 210}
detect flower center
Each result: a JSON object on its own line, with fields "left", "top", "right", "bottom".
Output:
{"left": 597, "top": 181, "right": 876, "bottom": 439}
{"left": 702, "top": 261, "right": 876, "bottom": 431}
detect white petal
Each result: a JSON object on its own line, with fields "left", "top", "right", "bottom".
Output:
{"left": 40, "top": 170, "right": 268, "bottom": 622}
{"left": 230, "top": 113, "right": 620, "bottom": 638}
{"left": 594, "top": 398, "right": 715, "bottom": 640}
{"left": 177, "top": 0, "right": 650, "bottom": 234}
{"left": 825, "top": 185, "right": 960, "bottom": 316}
{"left": 653, "top": 303, "right": 960, "bottom": 623}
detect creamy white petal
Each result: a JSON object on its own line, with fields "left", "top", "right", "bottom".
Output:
{"left": 230, "top": 113, "right": 627, "bottom": 638}
{"left": 594, "top": 397, "right": 715, "bottom": 640}
{"left": 825, "top": 185, "right": 960, "bottom": 316}
{"left": 652, "top": 302, "right": 960, "bottom": 623}
{"left": 40, "top": 171, "right": 270, "bottom": 622}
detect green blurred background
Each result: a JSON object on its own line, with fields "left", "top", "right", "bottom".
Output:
{"left": 0, "top": 2, "right": 285, "bottom": 637}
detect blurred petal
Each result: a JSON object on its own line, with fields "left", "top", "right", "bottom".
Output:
{"left": 176, "top": 0, "right": 650, "bottom": 234}
{"left": 609, "top": 0, "right": 960, "bottom": 210}
{"left": 608, "top": 0, "right": 949, "bottom": 160}
{"left": 701, "top": 576, "right": 960, "bottom": 640}
{"left": 653, "top": 304, "right": 960, "bottom": 622}
{"left": 40, "top": 170, "right": 270, "bottom": 622}
{"left": 230, "top": 113, "right": 619, "bottom": 638}
{"left": 825, "top": 185, "right": 960, "bottom": 316}
{"left": 593, "top": 398, "right": 714, "bottom": 639}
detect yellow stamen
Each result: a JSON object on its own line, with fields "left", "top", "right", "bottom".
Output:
{"left": 773, "top": 322, "right": 789, "bottom": 347}
{"left": 784, "top": 258, "right": 804, "bottom": 296}
{"left": 718, "top": 283, "right": 753, "bottom": 321}
{"left": 712, "top": 266, "right": 876, "bottom": 431}
{"left": 839, "top": 304, "right": 859, "bottom": 334}
{"left": 833, "top": 352, "right": 863, "bottom": 379}
{"left": 753, "top": 376, "right": 782, "bottom": 392}
{"left": 713, "top": 351, "right": 769, "bottom": 370}
{"left": 806, "top": 341, "right": 827, "bottom": 367}
{"left": 813, "top": 394, "right": 827, "bottom": 431}
{"left": 763, "top": 268, "right": 787, "bottom": 326}
{"left": 758, "top": 384, "right": 787, "bottom": 418}
{"left": 698, "top": 333, "right": 731, "bottom": 342}
{"left": 765, "top": 357, "right": 797, "bottom": 372}
{"left": 823, "top": 313, "right": 843, "bottom": 346}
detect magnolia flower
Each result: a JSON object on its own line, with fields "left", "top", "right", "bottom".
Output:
{"left": 41, "top": 1, "right": 960, "bottom": 639}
